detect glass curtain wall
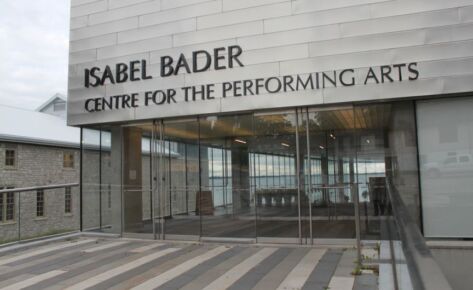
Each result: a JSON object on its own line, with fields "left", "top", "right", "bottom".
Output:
{"left": 81, "top": 128, "right": 101, "bottom": 231}
{"left": 158, "top": 118, "right": 201, "bottom": 239}
{"left": 199, "top": 114, "right": 255, "bottom": 238}
{"left": 417, "top": 97, "right": 473, "bottom": 238}
{"left": 121, "top": 122, "right": 153, "bottom": 237}
{"left": 81, "top": 100, "right": 421, "bottom": 243}
{"left": 301, "top": 106, "right": 358, "bottom": 241}
{"left": 81, "top": 126, "right": 122, "bottom": 234}
{"left": 354, "top": 102, "right": 420, "bottom": 240}
{"left": 252, "top": 111, "right": 300, "bottom": 242}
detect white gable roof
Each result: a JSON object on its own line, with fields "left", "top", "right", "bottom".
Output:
{"left": 0, "top": 105, "right": 80, "bottom": 148}
{"left": 35, "top": 93, "right": 66, "bottom": 112}
{"left": 0, "top": 105, "right": 178, "bottom": 156}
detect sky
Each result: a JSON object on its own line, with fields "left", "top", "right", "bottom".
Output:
{"left": 0, "top": 0, "right": 70, "bottom": 110}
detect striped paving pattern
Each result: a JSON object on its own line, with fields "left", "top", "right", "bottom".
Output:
{"left": 0, "top": 238, "right": 378, "bottom": 290}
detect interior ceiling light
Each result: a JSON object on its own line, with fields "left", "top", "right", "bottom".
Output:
{"left": 281, "top": 142, "right": 290, "bottom": 147}
{"left": 234, "top": 138, "right": 247, "bottom": 144}
{"left": 319, "top": 145, "right": 325, "bottom": 150}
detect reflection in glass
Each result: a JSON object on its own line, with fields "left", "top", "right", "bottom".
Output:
{"left": 302, "top": 107, "right": 357, "bottom": 240}
{"left": 252, "top": 111, "right": 300, "bottom": 240}
{"left": 355, "top": 102, "right": 420, "bottom": 240}
{"left": 199, "top": 114, "right": 255, "bottom": 238}
{"left": 160, "top": 119, "right": 200, "bottom": 238}
{"left": 80, "top": 101, "right": 421, "bottom": 243}
{"left": 81, "top": 128, "right": 101, "bottom": 231}
{"left": 81, "top": 126, "right": 122, "bottom": 235}
{"left": 121, "top": 123, "right": 153, "bottom": 236}
{"left": 418, "top": 97, "right": 473, "bottom": 237}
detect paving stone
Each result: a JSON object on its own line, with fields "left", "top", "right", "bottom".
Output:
{"left": 334, "top": 250, "right": 358, "bottom": 277}
{"left": 252, "top": 248, "right": 309, "bottom": 290}
{"left": 179, "top": 247, "right": 259, "bottom": 290}
{"left": 0, "top": 238, "right": 379, "bottom": 290}
{"left": 156, "top": 246, "right": 245, "bottom": 290}
{"left": 302, "top": 249, "right": 343, "bottom": 290}
{"left": 302, "top": 281, "right": 331, "bottom": 290}
{"left": 228, "top": 248, "right": 291, "bottom": 290}
{"left": 354, "top": 274, "right": 378, "bottom": 290}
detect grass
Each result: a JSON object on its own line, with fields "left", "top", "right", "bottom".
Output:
{"left": 351, "top": 261, "right": 363, "bottom": 276}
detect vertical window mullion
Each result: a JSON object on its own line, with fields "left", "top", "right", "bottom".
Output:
{"left": 0, "top": 192, "right": 4, "bottom": 222}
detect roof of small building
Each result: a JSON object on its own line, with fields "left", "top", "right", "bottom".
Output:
{"left": 0, "top": 98, "right": 177, "bottom": 155}
{"left": 35, "top": 93, "right": 67, "bottom": 112}
{"left": 0, "top": 104, "right": 80, "bottom": 148}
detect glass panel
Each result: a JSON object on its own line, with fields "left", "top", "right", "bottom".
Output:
{"left": 302, "top": 107, "right": 357, "bottom": 240}
{"left": 103, "top": 126, "right": 123, "bottom": 235}
{"left": 200, "top": 114, "right": 256, "bottom": 238}
{"left": 354, "top": 104, "right": 388, "bottom": 240}
{"left": 354, "top": 101, "right": 420, "bottom": 242}
{"left": 81, "top": 128, "right": 101, "bottom": 231}
{"left": 121, "top": 122, "right": 153, "bottom": 237}
{"left": 417, "top": 97, "right": 473, "bottom": 237}
{"left": 78, "top": 101, "right": 420, "bottom": 242}
{"left": 160, "top": 119, "right": 200, "bottom": 238}
{"left": 99, "top": 128, "right": 119, "bottom": 234}
{"left": 253, "top": 111, "right": 300, "bottom": 240}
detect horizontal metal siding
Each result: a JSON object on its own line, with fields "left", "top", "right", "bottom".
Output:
{"left": 68, "top": 0, "right": 473, "bottom": 125}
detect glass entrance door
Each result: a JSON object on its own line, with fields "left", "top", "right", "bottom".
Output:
{"left": 252, "top": 111, "right": 301, "bottom": 243}
{"left": 301, "top": 107, "right": 358, "bottom": 241}
{"left": 199, "top": 114, "right": 256, "bottom": 239}
{"left": 142, "top": 102, "right": 420, "bottom": 243}
{"left": 154, "top": 118, "right": 201, "bottom": 240}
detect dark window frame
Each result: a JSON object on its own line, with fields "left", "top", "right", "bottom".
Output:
{"left": 63, "top": 152, "right": 75, "bottom": 168}
{"left": 0, "top": 189, "right": 3, "bottom": 222}
{"left": 5, "top": 149, "right": 16, "bottom": 168}
{"left": 0, "top": 187, "right": 15, "bottom": 222}
{"left": 36, "top": 189, "right": 45, "bottom": 217}
{"left": 65, "top": 187, "right": 72, "bottom": 214}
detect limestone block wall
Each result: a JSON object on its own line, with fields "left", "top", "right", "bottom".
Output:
{"left": 0, "top": 142, "right": 80, "bottom": 243}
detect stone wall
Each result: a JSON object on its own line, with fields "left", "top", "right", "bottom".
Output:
{"left": 0, "top": 142, "right": 80, "bottom": 243}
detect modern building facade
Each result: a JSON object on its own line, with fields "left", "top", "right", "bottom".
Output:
{"left": 68, "top": 0, "right": 473, "bottom": 243}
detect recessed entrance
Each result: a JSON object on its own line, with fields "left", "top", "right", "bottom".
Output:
{"left": 82, "top": 101, "right": 420, "bottom": 243}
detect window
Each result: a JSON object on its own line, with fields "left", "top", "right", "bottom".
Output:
{"left": 459, "top": 156, "right": 470, "bottom": 163}
{"left": 63, "top": 152, "right": 74, "bottom": 168}
{"left": 65, "top": 187, "right": 72, "bottom": 214}
{"left": 5, "top": 149, "right": 16, "bottom": 167}
{"left": 0, "top": 187, "right": 15, "bottom": 222}
{"left": 418, "top": 97, "right": 473, "bottom": 237}
{"left": 0, "top": 190, "right": 3, "bottom": 222}
{"left": 53, "top": 101, "right": 66, "bottom": 112}
{"left": 108, "top": 184, "right": 112, "bottom": 209}
{"left": 443, "top": 157, "right": 457, "bottom": 165}
{"left": 36, "top": 189, "right": 45, "bottom": 217}
{"left": 6, "top": 192, "right": 14, "bottom": 220}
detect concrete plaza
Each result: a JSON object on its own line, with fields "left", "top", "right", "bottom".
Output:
{"left": 0, "top": 237, "right": 378, "bottom": 290}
